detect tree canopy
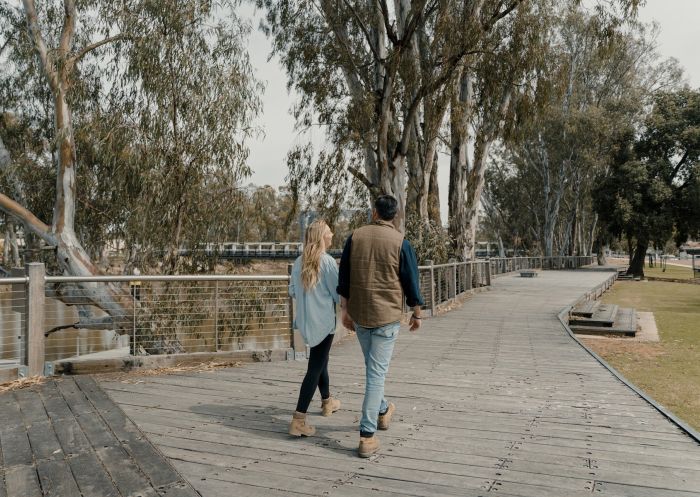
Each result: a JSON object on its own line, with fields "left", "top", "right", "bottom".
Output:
{"left": 593, "top": 89, "right": 700, "bottom": 276}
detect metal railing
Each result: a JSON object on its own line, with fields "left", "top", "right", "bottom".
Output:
{"left": 418, "top": 256, "right": 595, "bottom": 315}
{"left": 3, "top": 264, "right": 293, "bottom": 376}
{"left": 3, "top": 255, "right": 596, "bottom": 377}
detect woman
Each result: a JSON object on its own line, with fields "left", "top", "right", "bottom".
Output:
{"left": 288, "top": 219, "right": 341, "bottom": 437}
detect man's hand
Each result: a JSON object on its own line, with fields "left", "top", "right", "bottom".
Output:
{"left": 409, "top": 315, "right": 422, "bottom": 332}
{"left": 341, "top": 309, "right": 354, "bottom": 331}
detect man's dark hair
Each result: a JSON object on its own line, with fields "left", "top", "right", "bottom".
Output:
{"left": 374, "top": 195, "right": 398, "bottom": 221}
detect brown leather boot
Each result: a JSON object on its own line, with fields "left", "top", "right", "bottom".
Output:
{"left": 358, "top": 435, "right": 380, "bottom": 458}
{"left": 321, "top": 396, "right": 341, "bottom": 417}
{"left": 289, "top": 411, "right": 316, "bottom": 437}
{"left": 378, "top": 402, "right": 395, "bottom": 430}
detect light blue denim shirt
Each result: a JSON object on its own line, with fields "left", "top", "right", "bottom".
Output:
{"left": 289, "top": 253, "right": 340, "bottom": 347}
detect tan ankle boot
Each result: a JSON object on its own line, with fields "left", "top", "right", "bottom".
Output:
{"left": 321, "top": 396, "right": 341, "bottom": 417}
{"left": 377, "top": 402, "right": 395, "bottom": 430}
{"left": 289, "top": 411, "right": 315, "bottom": 437}
{"left": 358, "top": 435, "right": 380, "bottom": 458}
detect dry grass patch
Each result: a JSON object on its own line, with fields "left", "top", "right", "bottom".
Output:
{"left": 583, "top": 280, "right": 700, "bottom": 431}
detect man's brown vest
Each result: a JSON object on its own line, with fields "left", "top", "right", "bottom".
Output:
{"left": 347, "top": 220, "right": 404, "bottom": 328}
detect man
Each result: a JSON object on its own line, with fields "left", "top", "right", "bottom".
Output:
{"left": 337, "top": 194, "right": 424, "bottom": 458}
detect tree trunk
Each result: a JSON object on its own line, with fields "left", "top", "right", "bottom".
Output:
{"left": 6, "top": 220, "right": 21, "bottom": 267}
{"left": 448, "top": 71, "right": 472, "bottom": 260}
{"left": 627, "top": 240, "right": 647, "bottom": 278}
{"left": 428, "top": 154, "right": 441, "bottom": 225}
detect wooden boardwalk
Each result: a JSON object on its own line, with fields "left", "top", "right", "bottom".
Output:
{"left": 94, "top": 270, "right": 700, "bottom": 497}
{"left": 0, "top": 376, "right": 198, "bottom": 497}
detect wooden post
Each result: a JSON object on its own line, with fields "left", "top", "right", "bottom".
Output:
{"left": 427, "top": 260, "right": 436, "bottom": 317}
{"left": 25, "top": 263, "right": 45, "bottom": 376}
{"left": 485, "top": 261, "right": 492, "bottom": 287}
{"left": 466, "top": 263, "right": 472, "bottom": 291}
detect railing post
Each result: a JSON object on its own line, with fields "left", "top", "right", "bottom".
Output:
{"left": 132, "top": 282, "right": 137, "bottom": 356}
{"left": 214, "top": 280, "right": 219, "bottom": 351}
{"left": 287, "top": 264, "right": 296, "bottom": 358}
{"left": 427, "top": 260, "right": 436, "bottom": 317}
{"left": 466, "top": 262, "right": 473, "bottom": 291}
{"left": 449, "top": 259, "right": 457, "bottom": 299}
{"left": 25, "top": 263, "right": 46, "bottom": 377}
{"left": 485, "top": 260, "right": 492, "bottom": 287}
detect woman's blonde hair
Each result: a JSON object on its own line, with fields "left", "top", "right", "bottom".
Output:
{"left": 301, "top": 220, "right": 328, "bottom": 290}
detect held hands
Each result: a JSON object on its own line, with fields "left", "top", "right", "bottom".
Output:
{"left": 341, "top": 309, "right": 354, "bottom": 331}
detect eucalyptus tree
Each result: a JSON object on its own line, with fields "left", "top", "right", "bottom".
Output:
{"left": 0, "top": 0, "right": 260, "bottom": 351}
{"left": 483, "top": 4, "right": 670, "bottom": 258}
{"left": 447, "top": 0, "right": 551, "bottom": 260}
{"left": 258, "top": 0, "right": 526, "bottom": 231}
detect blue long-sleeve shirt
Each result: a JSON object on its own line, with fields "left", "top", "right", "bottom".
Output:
{"left": 337, "top": 235, "right": 425, "bottom": 308}
{"left": 289, "top": 253, "right": 340, "bottom": 347}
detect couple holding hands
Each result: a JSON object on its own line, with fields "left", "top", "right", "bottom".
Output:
{"left": 288, "top": 195, "right": 424, "bottom": 458}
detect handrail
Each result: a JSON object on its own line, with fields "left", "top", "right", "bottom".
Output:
{"left": 44, "top": 274, "right": 290, "bottom": 283}
{"left": 0, "top": 277, "right": 29, "bottom": 284}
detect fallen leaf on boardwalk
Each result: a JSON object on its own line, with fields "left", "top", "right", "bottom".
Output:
{"left": 98, "top": 361, "right": 244, "bottom": 383}
{"left": 0, "top": 375, "right": 48, "bottom": 393}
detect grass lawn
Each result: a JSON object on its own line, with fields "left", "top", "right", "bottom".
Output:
{"left": 581, "top": 280, "right": 700, "bottom": 431}
{"left": 644, "top": 264, "right": 697, "bottom": 280}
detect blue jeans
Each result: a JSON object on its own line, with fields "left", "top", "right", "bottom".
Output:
{"left": 355, "top": 321, "right": 400, "bottom": 434}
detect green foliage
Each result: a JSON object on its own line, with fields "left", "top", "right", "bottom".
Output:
{"left": 0, "top": 0, "right": 261, "bottom": 273}
{"left": 405, "top": 215, "right": 452, "bottom": 264}
{"left": 484, "top": 5, "right": 677, "bottom": 258}
{"left": 594, "top": 89, "right": 700, "bottom": 258}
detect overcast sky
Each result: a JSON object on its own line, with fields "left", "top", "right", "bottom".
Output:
{"left": 244, "top": 1, "right": 700, "bottom": 220}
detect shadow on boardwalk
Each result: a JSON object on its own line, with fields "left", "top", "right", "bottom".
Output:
{"left": 4, "top": 271, "right": 699, "bottom": 496}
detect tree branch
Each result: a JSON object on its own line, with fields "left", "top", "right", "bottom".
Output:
{"left": 45, "top": 315, "right": 114, "bottom": 337}
{"left": 59, "top": 0, "right": 76, "bottom": 56}
{"left": 340, "top": 0, "right": 381, "bottom": 61}
{"left": 0, "top": 192, "right": 56, "bottom": 245}
{"left": 21, "top": 0, "right": 58, "bottom": 91}
{"left": 68, "top": 33, "right": 128, "bottom": 68}
{"left": 347, "top": 164, "right": 379, "bottom": 194}
{"left": 670, "top": 150, "right": 688, "bottom": 181}
{"left": 378, "top": 0, "right": 399, "bottom": 45}
{"left": 484, "top": 0, "right": 522, "bottom": 31}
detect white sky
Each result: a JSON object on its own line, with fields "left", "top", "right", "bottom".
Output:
{"left": 245, "top": 1, "right": 700, "bottom": 221}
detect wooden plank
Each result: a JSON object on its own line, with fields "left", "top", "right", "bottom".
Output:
{"left": 14, "top": 388, "right": 49, "bottom": 425}
{"left": 4, "top": 464, "right": 42, "bottom": 497}
{"left": 36, "top": 459, "right": 82, "bottom": 497}
{"left": 55, "top": 377, "right": 95, "bottom": 415}
{"left": 67, "top": 452, "right": 121, "bottom": 497}
{"left": 0, "top": 426, "right": 33, "bottom": 467}
{"left": 38, "top": 381, "right": 78, "bottom": 421}
{"left": 26, "top": 421, "right": 63, "bottom": 461}
{"left": 52, "top": 417, "right": 93, "bottom": 456}
{"left": 74, "top": 411, "right": 120, "bottom": 448}
{"left": 95, "top": 445, "right": 159, "bottom": 497}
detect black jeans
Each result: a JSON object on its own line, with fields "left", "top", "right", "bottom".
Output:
{"left": 295, "top": 333, "right": 334, "bottom": 413}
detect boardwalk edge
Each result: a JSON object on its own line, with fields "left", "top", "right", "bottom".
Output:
{"left": 557, "top": 275, "right": 700, "bottom": 444}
